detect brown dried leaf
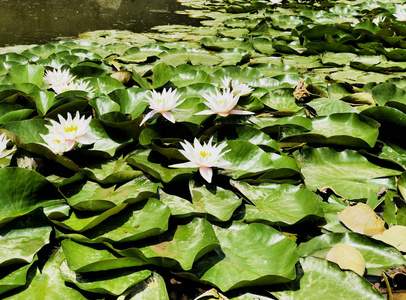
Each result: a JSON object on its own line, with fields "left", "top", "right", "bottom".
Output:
{"left": 293, "top": 78, "right": 311, "bottom": 100}
{"left": 338, "top": 203, "right": 387, "bottom": 236}
{"left": 110, "top": 71, "right": 132, "bottom": 84}
{"left": 195, "top": 288, "right": 229, "bottom": 300}
{"left": 326, "top": 243, "right": 366, "bottom": 276}
{"left": 373, "top": 226, "right": 406, "bottom": 252}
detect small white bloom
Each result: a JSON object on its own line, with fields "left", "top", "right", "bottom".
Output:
{"left": 169, "top": 137, "right": 231, "bottom": 183}
{"left": 52, "top": 80, "right": 94, "bottom": 95}
{"left": 0, "top": 133, "right": 9, "bottom": 154}
{"left": 43, "top": 69, "right": 76, "bottom": 87}
{"left": 394, "top": 6, "right": 406, "bottom": 22}
{"left": 220, "top": 77, "right": 253, "bottom": 97}
{"left": 39, "top": 133, "right": 74, "bottom": 155}
{"left": 372, "top": 15, "right": 386, "bottom": 26}
{"left": 140, "top": 88, "right": 185, "bottom": 125}
{"left": 269, "top": 0, "right": 282, "bottom": 5}
{"left": 195, "top": 88, "right": 254, "bottom": 117}
{"left": 0, "top": 133, "right": 15, "bottom": 159}
{"left": 46, "top": 111, "right": 99, "bottom": 147}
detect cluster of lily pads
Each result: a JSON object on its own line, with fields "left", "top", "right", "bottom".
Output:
{"left": 2, "top": 0, "right": 406, "bottom": 299}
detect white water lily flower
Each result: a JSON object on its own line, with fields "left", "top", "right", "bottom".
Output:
{"left": 394, "top": 5, "right": 406, "bottom": 22}
{"left": 269, "top": 0, "right": 282, "bottom": 5}
{"left": 220, "top": 77, "right": 253, "bottom": 97}
{"left": 0, "top": 133, "right": 9, "bottom": 153}
{"left": 43, "top": 69, "right": 76, "bottom": 87}
{"left": 140, "top": 88, "right": 184, "bottom": 125}
{"left": 0, "top": 133, "right": 15, "bottom": 159}
{"left": 52, "top": 80, "right": 94, "bottom": 95}
{"left": 45, "top": 111, "right": 99, "bottom": 149}
{"left": 169, "top": 137, "right": 231, "bottom": 183}
{"left": 39, "top": 133, "right": 75, "bottom": 155}
{"left": 195, "top": 88, "right": 254, "bottom": 117}
{"left": 372, "top": 15, "right": 386, "bottom": 26}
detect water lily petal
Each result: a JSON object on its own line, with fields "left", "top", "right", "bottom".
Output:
{"left": 194, "top": 110, "right": 216, "bottom": 116}
{"left": 169, "top": 161, "right": 199, "bottom": 169}
{"left": 162, "top": 111, "right": 175, "bottom": 123}
{"left": 140, "top": 110, "right": 158, "bottom": 126}
{"left": 229, "top": 110, "right": 255, "bottom": 115}
{"left": 199, "top": 166, "right": 213, "bottom": 183}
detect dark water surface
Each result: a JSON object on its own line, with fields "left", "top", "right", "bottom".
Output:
{"left": 0, "top": 0, "right": 201, "bottom": 46}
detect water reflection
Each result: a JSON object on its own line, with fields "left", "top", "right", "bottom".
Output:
{"left": 0, "top": 0, "right": 201, "bottom": 46}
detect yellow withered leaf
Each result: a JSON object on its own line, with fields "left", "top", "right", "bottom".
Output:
{"left": 337, "top": 203, "right": 386, "bottom": 236}
{"left": 373, "top": 225, "right": 406, "bottom": 252}
{"left": 326, "top": 243, "right": 366, "bottom": 276}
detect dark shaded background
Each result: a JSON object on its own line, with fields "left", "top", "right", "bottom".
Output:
{"left": 0, "top": 0, "right": 200, "bottom": 46}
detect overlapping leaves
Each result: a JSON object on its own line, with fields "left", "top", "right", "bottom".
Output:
{"left": 2, "top": 0, "right": 406, "bottom": 298}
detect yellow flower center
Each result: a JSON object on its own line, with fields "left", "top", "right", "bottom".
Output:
{"left": 157, "top": 97, "right": 165, "bottom": 103}
{"left": 199, "top": 151, "right": 211, "bottom": 158}
{"left": 218, "top": 99, "right": 223, "bottom": 104}
{"left": 64, "top": 125, "right": 78, "bottom": 133}
{"left": 55, "top": 139, "right": 61, "bottom": 144}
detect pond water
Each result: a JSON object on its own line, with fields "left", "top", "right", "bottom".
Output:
{"left": 0, "top": 0, "right": 201, "bottom": 47}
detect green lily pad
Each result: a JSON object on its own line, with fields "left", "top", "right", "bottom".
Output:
{"left": 271, "top": 257, "right": 385, "bottom": 300}
{"left": 124, "top": 272, "right": 169, "bottom": 300}
{"left": 261, "top": 88, "right": 300, "bottom": 113}
{"left": 361, "top": 106, "right": 406, "bottom": 148}
{"left": 371, "top": 82, "right": 406, "bottom": 111}
{"left": 0, "top": 168, "right": 61, "bottom": 225}
{"left": 61, "top": 239, "right": 146, "bottom": 272}
{"left": 201, "top": 37, "right": 253, "bottom": 51}
{"left": 214, "top": 125, "right": 280, "bottom": 152}
{"left": 52, "top": 203, "right": 128, "bottom": 232}
{"left": 62, "top": 177, "right": 161, "bottom": 211}
{"left": 122, "top": 45, "right": 169, "bottom": 63}
{"left": 31, "top": 91, "right": 56, "bottom": 116}
{"left": 152, "top": 63, "right": 173, "bottom": 89}
{"left": 0, "top": 259, "right": 36, "bottom": 295}
{"left": 179, "top": 222, "right": 298, "bottom": 292}
{"left": 0, "top": 104, "right": 33, "bottom": 124}
{"left": 218, "top": 48, "right": 251, "bottom": 66}
{"left": 114, "top": 217, "right": 220, "bottom": 271}
{"left": 295, "top": 147, "right": 401, "bottom": 200}
{"left": 2, "top": 119, "right": 48, "bottom": 144}
{"left": 108, "top": 87, "right": 150, "bottom": 118}
{"left": 221, "top": 140, "right": 298, "bottom": 179}
{"left": 231, "top": 181, "right": 324, "bottom": 226}
{"left": 159, "top": 48, "right": 223, "bottom": 67}
{"left": 81, "top": 158, "right": 143, "bottom": 184}
{"left": 3, "top": 249, "right": 86, "bottom": 300}
{"left": 170, "top": 64, "right": 211, "bottom": 87}
{"left": 8, "top": 65, "right": 44, "bottom": 87}
{"left": 126, "top": 149, "right": 194, "bottom": 183}
{"left": 159, "top": 189, "right": 199, "bottom": 217}
{"left": 307, "top": 98, "right": 359, "bottom": 116}
{"left": 89, "top": 95, "right": 121, "bottom": 116}
{"left": 280, "top": 113, "right": 380, "bottom": 148}
{"left": 0, "top": 210, "right": 52, "bottom": 268}
{"left": 60, "top": 198, "right": 170, "bottom": 243}
{"left": 86, "top": 76, "right": 124, "bottom": 96}
{"left": 249, "top": 115, "right": 312, "bottom": 135}
{"left": 60, "top": 259, "right": 151, "bottom": 296}
{"left": 297, "top": 232, "right": 406, "bottom": 276}
{"left": 87, "top": 118, "right": 131, "bottom": 157}
{"left": 189, "top": 180, "right": 242, "bottom": 222}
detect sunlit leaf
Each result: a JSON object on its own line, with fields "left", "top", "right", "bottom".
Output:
{"left": 271, "top": 257, "right": 384, "bottom": 300}
{"left": 326, "top": 243, "right": 366, "bottom": 276}
{"left": 338, "top": 203, "right": 386, "bottom": 236}
{"left": 297, "top": 232, "right": 406, "bottom": 276}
